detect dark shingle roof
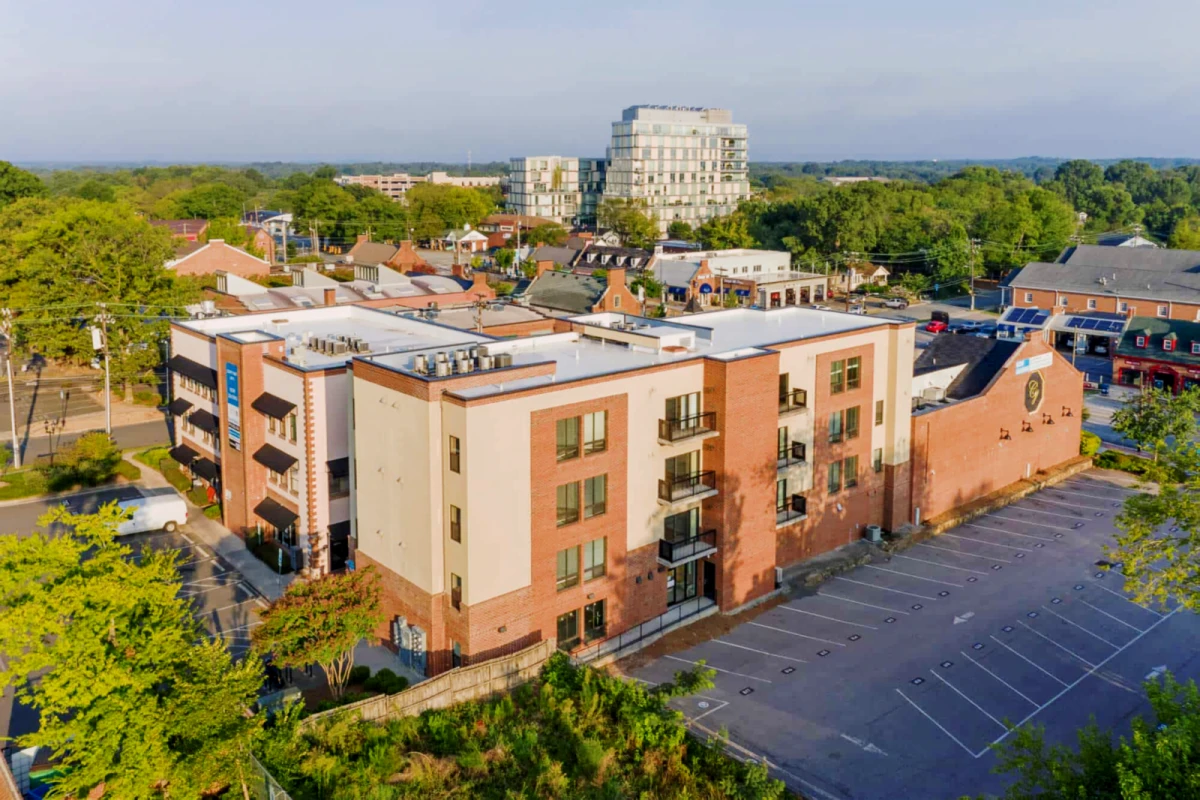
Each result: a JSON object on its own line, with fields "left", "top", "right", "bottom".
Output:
{"left": 914, "top": 336, "right": 1021, "bottom": 400}
{"left": 531, "top": 246, "right": 578, "bottom": 268}
{"left": 1061, "top": 244, "right": 1200, "bottom": 272}
{"left": 347, "top": 241, "right": 400, "bottom": 267}
{"left": 1114, "top": 316, "right": 1200, "bottom": 367}
{"left": 1004, "top": 243, "right": 1200, "bottom": 302}
{"left": 523, "top": 271, "right": 604, "bottom": 314}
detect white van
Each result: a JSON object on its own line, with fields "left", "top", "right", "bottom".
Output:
{"left": 115, "top": 494, "right": 189, "bottom": 536}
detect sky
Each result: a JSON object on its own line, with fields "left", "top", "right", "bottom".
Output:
{"left": 3, "top": 0, "right": 1199, "bottom": 164}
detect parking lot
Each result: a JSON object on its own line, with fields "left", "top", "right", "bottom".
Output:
{"left": 630, "top": 472, "right": 1200, "bottom": 800}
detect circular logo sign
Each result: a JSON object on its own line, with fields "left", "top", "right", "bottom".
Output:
{"left": 1024, "top": 371, "right": 1045, "bottom": 413}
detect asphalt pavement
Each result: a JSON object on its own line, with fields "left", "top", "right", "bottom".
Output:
{"left": 14, "top": 419, "right": 170, "bottom": 465}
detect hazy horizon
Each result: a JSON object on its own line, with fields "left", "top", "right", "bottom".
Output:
{"left": 4, "top": 0, "right": 1198, "bottom": 163}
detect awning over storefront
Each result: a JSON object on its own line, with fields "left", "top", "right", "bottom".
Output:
{"left": 187, "top": 409, "right": 219, "bottom": 435}
{"left": 168, "top": 443, "right": 199, "bottom": 466}
{"left": 254, "top": 496, "right": 298, "bottom": 531}
{"left": 191, "top": 457, "right": 219, "bottom": 482}
{"left": 167, "top": 397, "right": 193, "bottom": 416}
{"left": 253, "top": 444, "right": 298, "bottom": 474}
{"left": 167, "top": 355, "right": 218, "bottom": 389}
{"left": 251, "top": 392, "right": 297, "bottom": 419}
{"left": 327, "top": 457, "right": 350, "bottom": 478}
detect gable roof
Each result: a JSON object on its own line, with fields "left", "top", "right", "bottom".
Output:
{"left": 347, "top": 240, "right": 400, "bottom": 267}
{"left": 914, "top": 335, "right": 1022, "bottom": 400}
{"left": 1115, "top": 316, "right": 1200, "bottom": 366}
{"left": 165, "top": 240, "right": 270, "bottom": 270}
{"left": 1004, "top": 244, "right": 1200, "bottom": 303}
{"left": 1059, "top": 244, "right": 1200, "bottom": 272}
{"left": 652, "top": 259, "right": 702, "bottom": 287}
{"left": 521, "top": 271, "right": 605, "bottom": 314}
{"left": 531, "top": 245, "right": 578, "bottom": 268}
{"left": 443, "top": 228, "right": 488, "bottom": 242}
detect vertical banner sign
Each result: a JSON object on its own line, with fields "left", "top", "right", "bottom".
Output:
{"left": 225, "top": 362, "right": 241, "bottom": 450}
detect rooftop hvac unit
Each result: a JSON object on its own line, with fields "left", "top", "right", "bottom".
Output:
{"left": 435, "top": 351, "right": 448, "bottom": 363}
{"left": 495, "top": 353, "right": 514, "bottom": 368}
{"left": 414, "top": 355, "right": 428, "bottom": 374}
{"left": 332, "top": 341, "right": 348, "bottom": 355}
{"left": 355, "top": 340, "right": 370, "bottom": 353}
{"left": 434, "top": 361, "right": 451, "bottom": 377}
{"left": 865, "top": 524, "right": 883, "bottom": 543}
{"left": 478, "top": 344, "right": 494, "bottom": 357}
{"left": 456, "top": 358, "right": 473, "bottom": 374}
{"left": 478, "top": 355, "right": 494, "bottom": 370}
{"left": 468, "top": 347, "right": 479, "bottom": 359}
{"left": 921, "top": 386, "right": 945, "bottom": 403}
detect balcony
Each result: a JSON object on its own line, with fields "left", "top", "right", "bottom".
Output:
{"left": 777, "top": 441, "right": 807, "bottom": 470}
{"left": 779, "top": 389, "right": 808, "bottom": 416}
{"left": 658, "top": 470, "right": 718, "bottom": 505}
{"left": 658, "top": 412, "right": 717, "bottom": 444}
{"left": 658, "top": 529, "right": 718, "bottom": 568}
{"left": 776, "top": 494, "right": 808, "bottom": 527}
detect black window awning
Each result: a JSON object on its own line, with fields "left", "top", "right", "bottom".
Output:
{"left": 253, "top": 443, "right": 298, "bottom": 474}
{"left": 252, "top": 392, "right": 297, "bottom": 419}
{"left": 169, "top": 443, "right": 199, "bottom": 466}
{"left": 167, "top": 397, "right": 193, "bottom": 416}
{"left": 187, "top": 409, "right": 219, "bottom": 435}
{"left": 327, "top": 457, "right": 350, "bottom": 478}
{"left": 167, "top": 355, "right": 218, "bottom": 390}
{"left": 328, "top": 520, "right": 351, "bottom": 541}
{"left": 254, "top": 496, "right": 298, "bottom": 531}
{"left": 191, "top": 457, "right": 219, "bottom": 482}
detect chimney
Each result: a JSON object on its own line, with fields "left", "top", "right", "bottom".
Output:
{"left": 470, "top": 271, "right": 490, "bottom": 296}
{"left": 451, "top": 262, "right": 466, "bottom": 278}
{"left": 700, "top": 258, "right": 710, "bottom": 274}
{"left": 536, "top": 260, "right": 554, "bottom": 278}
{"left": 607, "top": 266, "right": 626, "bottom": 291}
{"left": 324, "top": 287, "right": 337, "bottom": 306}
{"left": 356, "top": 233, "right": 369, "bottom": 244}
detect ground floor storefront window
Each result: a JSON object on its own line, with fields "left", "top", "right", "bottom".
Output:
{"left": 667, "top": 561, "right": 698, "bottom": 606}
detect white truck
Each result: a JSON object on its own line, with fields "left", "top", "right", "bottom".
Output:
{"left": 115, "top": 494, "right": 189, "bottom": 535}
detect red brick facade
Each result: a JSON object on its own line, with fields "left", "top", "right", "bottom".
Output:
{"left": 1010, "top": 287, "right": 1200, "bottom": 322}
{"left": 169, "top": 240, "right": 271, "bottom": 278}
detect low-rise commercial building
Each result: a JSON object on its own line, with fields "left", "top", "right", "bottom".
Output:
{"left": 1112, "top": 316, "right": 1200, "bottom": 392}
{"left": 655, "top": 248, "right": 791, "bottom": 280}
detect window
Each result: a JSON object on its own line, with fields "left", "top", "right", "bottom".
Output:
{"left": 1059, "top": 296, "right": 1069, "bottom": 307}
{"left": 875, "top": 399, "right": 884, "bottom": 425}
{"left": 1164, "top": 338, "right": 1176, "bottom": 352}
{"left": 448, "top": 435, "right": 461, "bottom": 473}
{"left": 451, "top": 640, "right": 462, "bottom": 668}
{"left": 450, "top": 573, "right": 462, "bottom": 610}
{"left": 583, "top": 411, "right": 607, "bottom": 454}
{"left": 556, "top": 609, "right": 580, "bottom": 650}
{"left": 449, "top": 505, "right": 462, "bottom": 542}
{"left": 269, "top": 464, "right": 300, "bottom": 495}
{"left": 777, "top": 426, "right": 788, "bottom": 458}
{"left": 1158, "top": 305, "right": 1169, "bottom": 318}
{"left": 846, "top": 357, "right": 861, "bottom": 390}
{"left": 288, "top": 412, "right": 297, "bottom": 443}
{"left": 556, "top": 546, "right": 579, "bottom": 591}
{"left": 556, "top": 482, "right": 580, "bottom": 526}
{"left": 845, "top": 406, "right": 860, "bottom": 440}
{"left": 583, "top": 537, "right": 606, "bottom": 581}
{"left": 873, "top": 448, "right": 883, "bottom": 473}
{"left": 1192, "top": 342, "right": 1200, "bottom": 355}
{"left": 664, "top": 507, "right": 699, "bottom": 543}
{"left": 1119, "top": 301, "right": 1129, "bottom": 313}
{"left": 329, "top": 471, "right": 350, "bottom": 498}
{"left": 828, "top": 460, "right": 842, "bottom": 493}
{"left": 844, "top": 455, "right": 859, "bottom": 489}
{"left": 584, "top": 474, "right": 607, "bottom": 519}
{"left": 556, "top": 417, "right": 579, "bottom": 461}
{"left": 613, "top": 294, "right": 621, "bottom": 309}
{"left": 776, "top": 478, "right": 788, "bottom": 512}
{"left": 829, "top": 410, "right": 844, "bottom": 443}
{"left": 584, "top": 600, "right": 606, "bottom": 641}
{"left": 830, "top": 360, "right": 845, "bottom": 394}
{"left": 1024, "top": 292, "right": 1033, "bottom": 303}
{"left": 667, "top": 561, "right": 697, "bottom": 606}
{"left": 1087, "top": 298, "right": 1097, "bottom": 310}
{"left": 1135, "top": 335, "right": 1147, "bottom": 348}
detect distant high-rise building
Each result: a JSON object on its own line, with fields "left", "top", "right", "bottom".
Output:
{"left": 603, "top": 105, "right": 749, "bottom": 235}
{"left": 577, "top": 157, "right": 608, "bottom": 226}
{"left": 506, "top": 157, "right": 581, "bottom": 226}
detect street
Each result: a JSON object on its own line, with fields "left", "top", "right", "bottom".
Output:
{"left": 18, "top": 419, "right": 170, "bottom": 463}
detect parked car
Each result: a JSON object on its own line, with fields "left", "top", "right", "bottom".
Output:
{"left": 950, "top": 320, "right": 986, "bottom": 335}
{"left": 114, "top": 494, "right": 189, "bottom": 535}
{"left": 812, "top": 304, "right": 833, "bottom": 311}
{"left": 848, "top": 304, "right": 866, "bottom": 315}
{"left": 1093, "top": 343, "right": 1109, "bottom": 355}
{"left": 925, "top": 320, "right": 948, "bottom": 333}
{"left": 882, "top": 296, "right": 909, "bottom": 310}
{"left": 970, "top": 323, "right": 998, "bottom": 338}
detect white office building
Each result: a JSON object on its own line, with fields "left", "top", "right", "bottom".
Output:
{"left": 506, "top": 156, "right": 582, "bottom": 226}
{"left": 603, "top": 106, "right": 750, "bottom": 235}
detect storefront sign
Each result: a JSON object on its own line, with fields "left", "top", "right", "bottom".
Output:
{"left": 225, "top": 362, "right": 241, "bottom": 450}
{"left": 1024, "top": 372, "right": 1045, "bottom": 413}
{"left": 1015, "top": 352, "right": 1053, "bottom": 375}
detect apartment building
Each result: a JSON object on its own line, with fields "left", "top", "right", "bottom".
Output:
{"left": 167, "top": 306, "right": 492, "bottom": 577}
{"left": 506, "top": 157, "right": 582, "bottom": 226}
{"left": 336, "top": 172, "right": 501, "bottom": 200}
{"left": 349, "top": 307, "right": 915, "bottom": 674}
{"left": 603, "top": 106, "right": 750, "bottom": 235}
{"left": 578, "top": 158, "right": 608, "bottom": 226}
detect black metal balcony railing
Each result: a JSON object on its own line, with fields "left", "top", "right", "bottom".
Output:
{"left": 778, "top": 441, "right": 807, "bottom": 467}
{"left": 658, "top": 470, "right": 717, "bottom": 502}
{"left": 776, "top": 494, "right": 807, "bottom": 524}
{"left": 658, "top": 411, "right": 717, "bottom": 442}
{"left": 779, "top": 388, "right": 808, "bottom": 414}
{"left": 658, "top": 529, "right": 717, "bottom": 564}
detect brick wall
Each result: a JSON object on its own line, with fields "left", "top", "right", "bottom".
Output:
{"left": 172, "top": 241, "right": 271, "bottom": 277}
{"left": 1011, "top": 286, "right": 1200, "bottom": 321}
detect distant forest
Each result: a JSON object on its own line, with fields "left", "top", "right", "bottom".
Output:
{"left": 750, "top": 158, "right": 1200, "bottom": 186}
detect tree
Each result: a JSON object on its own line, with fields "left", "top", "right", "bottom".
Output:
{"left": 697, "top": 213, "right": 756, "bottom": 249}
{"left": 527, "top": 222, "right": 567, "bottom": 246}
{"left": 0, "top": 504, "right": 263, "bottom": 798}
{"left": 253, "top": 567, "right": 384, "bottom": 700}
{"left": 0, "top": 161, "right": 46, "bottom": 207}
{"left": 407, "top": 183, "right": 494, "bottom": 236}
{"left": 597, "top": 198, "right": 659, "bottom": 249}
{"left": 203, "top": 216, "right": 251, "bottom": 248}
{"left": 630, "top": 273, "right": 664, "bottom": 301}
{"left": 495, "top": 248, "right": 515, "bottom": 270}
{"left": 667, "top": 220, "right": 695, "bottom": 240}
{"left": 1170, "top": 216, "right": 1200, "bottom": 250}
{"left": 982, "top": 673, "right": 1200, "bottom": 799}
{"left": 1110, "top": 387, "right": 1200, "bottom": 462}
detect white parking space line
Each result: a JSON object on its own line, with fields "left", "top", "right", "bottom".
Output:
{"left": 916, "top": 542, "right": 1012, "bottom": 564}
{"left": 1050, "top": 488, "right": 1117, "bottom": 503}
{"left": 1078, "top": 599, "right": 1144, "bottom": 632}
{"left": 960, "top": 651, "right": 1039, "bottom": 707}
{"left": 181, "top": 582, "right": 242, "bottom": 599}
{"left": 864, "top": 564, "right": 962, "bottom": 588}
{"left": 1016, "top": 621, "right": 1096, "bottom": 668}
{"left": 209, "top": 596, "right": 259, "bottom": 614}
{"left": 1009, "top": 506, "right": 1087, "bottom": 521}
{"left": 1064, "top": 480, "right": 1137, "bottom": 496}
{"left": 941, "top": 532, "right": 1035, "bottom": 553}
{"left": 182, "top": 533, "right": 195, "bottom": 545}
{"left": 964, "top": 523, "right": 1055, "bottom": 542}
{"left": 781, "top": 606, "right": 879, "bottom": 630}
{"left": 833, "top": 576, "right": 937, "bottom": 601}
{"left": 989, "top": 635, "right": 1070, "bottom": 687}
{"left": 817, "top": 592, "right": 911, "bottom": 615}
{"left": 665, "top": 655, "right": 773, "bottom": 683}
{"left": 1041, "top": 606, "right": 1120, "bottom": 649}
{"left": 929, "top": 669, "right": 1006, "bottom": 730}
{"left": 986, "top": 513, "right": 1073, "bottom": 532}
{"left": 1030, "top": 497, "right": 1110, "bottom": 512}
{"left": 1090, "top": 579, "right": 1163, "bottom": 615}
{"left": 748, "top": 621, "right": 847, "bottom": 648}
{"left": 690, "top": 698, "right": 730, "bottom": 724}
{"left": 983, "top": 609, "right": 1179, "bottom": 756}
{"left": 891, "top": 553, "right": 990, "bottom": 576}
{"left": 895, "top": 688, "right": 980, "bottom": 759}
{"left": 714, "top": 639, "right": 808, "bottom": 664}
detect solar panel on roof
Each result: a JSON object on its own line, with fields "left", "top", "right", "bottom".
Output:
{"left": 1031, "top": 313, "right": 1048, "bottom": 325}
{"left": 1067, "top": 318, "right": 1083, "bottom": 328}
{"left": 1081, "top": 319, "right": 1099, "bottom": 330}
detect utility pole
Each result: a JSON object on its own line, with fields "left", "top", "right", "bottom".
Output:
{"left": 1, "top": 309, "right": 18, "bottom": 469}
{"left": 969, "top": 238, "right": 979, "bottom": 311}
{"left": 95, "top": 303, "right": 112, "bottom": 435}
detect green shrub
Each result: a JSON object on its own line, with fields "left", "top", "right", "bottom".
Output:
{"left": 46, "top": 432, "right": 123, "bottom": 491}
{"left": 1094, "top": 449, "right": 1186, "bottom": 481}
{"left": 134, "top": 446, "right": 170, "bottom": 470}
{"left": 160, "top": 462, "right": 191, "bottom": 492}
{"left": 348, "top": 665, "right": 371, "bottom": 686}
{"left": 252, "top": 540, "right": 293, "bottom": 574}
{"left": 132, "top": 390, "right": 163, "bottom": 407}
{"left": 494, "top": 281, "right": 514, "bottom": 296}
{"left": 187, "top": 485, "right": 209, "bottom": 506}
{"left": 203, "top": 504, "right": 222, "bottom": 521}
{"left": 113, "top": 460, "right": 140, "bottom": 481}
{"left": 363, "top": 668, "right": 407, "bottom": 695}
{"left": 1080, "top": 431, "right": 1102, "bottom": 456}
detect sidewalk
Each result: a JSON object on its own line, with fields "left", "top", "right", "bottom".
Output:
{"left": 128, "top": 454, "right": 296, "bottom": 601}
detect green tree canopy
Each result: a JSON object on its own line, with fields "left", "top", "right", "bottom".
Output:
{"left": 1110, "top": 387, "right": 1200, "bottom": 462}
{"left": 528, "top": 222, "right": 568, "bottom": 246}
{"left": 0, "top": 161, "right": 46, "bottom": 207}
{"left": 597, "top": 198, "right": 659, "bottom": 249}
{"left": 667, "top": 220, "right": 695, "bottom": 240}
{"left": 697, "top": 212, "right": 756, "bottom": 250}
{"left": 407, "top": 183, "right": 495, "bottom": 238}
{"left": 1170, "top": 216, "right": 1200, "bottom": 250}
